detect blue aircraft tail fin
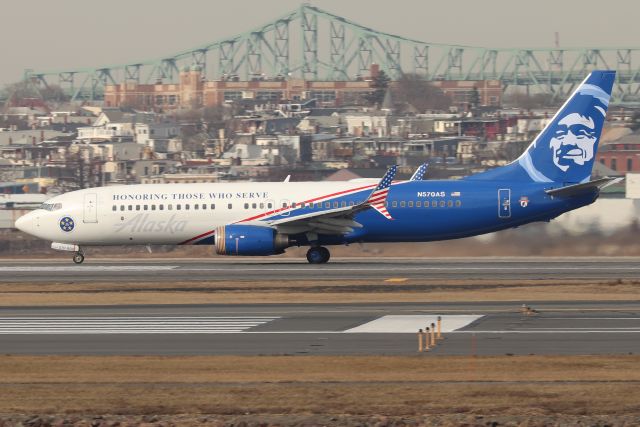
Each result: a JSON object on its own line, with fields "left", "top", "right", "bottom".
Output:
{"left": 467, "top": 70, "right": 616, "bottom": 184}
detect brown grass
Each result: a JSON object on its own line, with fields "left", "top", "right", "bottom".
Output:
{"left": 1, "top": 355, "right": 640, "bottom": 415}
{"left": 1, "top": 278, "right": 640, "bottom": 305}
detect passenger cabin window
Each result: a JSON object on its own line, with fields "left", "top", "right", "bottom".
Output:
{"left": 211, "top": 204, "right": 216, "bottom": 210}
{"left": 400, "top": 201, "right": 406, "bottom": 208}
{"left": 194, "top": 204, "right": 199, "bottom": 210}
{"left": 244, "top": 203, "right": 249, "bottom": 209}
{"left": 128, "top": 205, "right": 133, "bottom": 211}
{"left": 439, "top": 201, "right": 445, "bottom": 207}
{"left": 228, "top": 203, "right": 233, "bottom": 209}
{"left": 151, "top": 205, "right": 156, "bottom": 211}
{"left": 185, "top": 204, "right": 190, "bottom": 210}
{"left": 176, "top": 204, "right": 181, "bottom": 210}
{"left": 392, "top": 201, "right": 398, "bottom": 208}
{"left": 135, "top": 205, "right": 141, "bottom": 211}
{"left": 112, "top": 205, "right": 117, "bottom": 211}
{"left": 455, "top": 200, "right": 462, "bottom": 207}
{"left": 416, "top": 201, "right": 422, "bottom": 207}
{"left": 408, "top": 201, "right": 414, "bottom": 208}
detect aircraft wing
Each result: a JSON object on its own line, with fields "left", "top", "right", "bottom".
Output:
{"left": 266, "top": 166, "right": 397, "bottom": 235}
{"left": 545, "top": 177, "right": 622, "bottom": 198}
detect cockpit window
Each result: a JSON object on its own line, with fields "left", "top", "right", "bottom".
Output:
{"left": 40, "top": 203, "right": 62, "bottom": 211}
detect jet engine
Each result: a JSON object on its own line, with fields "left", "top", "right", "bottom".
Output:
{"left": 214, "top": 225, "right": 290, "bottom": 256}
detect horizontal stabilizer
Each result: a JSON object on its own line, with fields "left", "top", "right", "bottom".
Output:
{"left": 545, "top": 177, "right": 622, "bottom": 198}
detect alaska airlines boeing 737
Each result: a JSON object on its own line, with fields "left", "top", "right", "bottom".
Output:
{"left": 15, "top": 70, "right": 617, "bottom": 264}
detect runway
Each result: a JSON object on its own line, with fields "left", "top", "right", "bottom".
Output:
{"left": 1, "top": 257, "right": 640, "bottom": 282}
{"left": 1, "top": 301, "right": 640, "bottom": 355}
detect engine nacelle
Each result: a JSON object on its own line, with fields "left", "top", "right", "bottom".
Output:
{"left": 214, "top": 225, "right": 290, "bottom": 256}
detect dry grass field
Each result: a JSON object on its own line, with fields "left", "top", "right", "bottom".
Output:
{"left": 0, "top": 278, "right": 639, "bottom": 306}
{"left": 1, "top": 355, "right": 640, "bottom": 417}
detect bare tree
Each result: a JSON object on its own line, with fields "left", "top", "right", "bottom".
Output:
{"left": 391, "top": 74, "right": 451, "bottom": 112}
{"left": 503, "top": 91, "right": 555, "bottom": 109}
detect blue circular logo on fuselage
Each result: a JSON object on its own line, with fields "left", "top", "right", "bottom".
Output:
{"left": 59, "top": 216, "right": 75, "bottom": 232}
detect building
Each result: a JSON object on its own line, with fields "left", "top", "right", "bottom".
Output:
{"left": 104, "top": 67, "right": 503, "bottom": 111}
{"left": 597, "top": 140, "right": 640, "bottom": 173}
{"left": 430, "top": 80, "right": 502, "bottom": 110}
{"left": 104, "top": 68, "right": 373, "bottom": 111}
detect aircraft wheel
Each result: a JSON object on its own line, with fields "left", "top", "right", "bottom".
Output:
{"left": 73, "top": 253, "right": 85, "bottom": 264}
{"left": 319, "top": 246, "right": 330, "bottom": 263}
{"left": 307, "top": 246, "right": 331, "bottom": 264}
{"left": 306, "top": 247, "right": 330, "bottom": 264}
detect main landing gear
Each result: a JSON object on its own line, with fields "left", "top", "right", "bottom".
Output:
{"left": 306, "top": 246, "right": 330, "bottom": 264}
{"left": 72, "top": 250, "right": 85, "bottom": 264}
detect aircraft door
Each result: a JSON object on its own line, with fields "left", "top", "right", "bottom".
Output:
{"left": 498, "top": 189, "right": 511, "bottom": 219}
{"left": 83, "top": 193, "right": 98, "bottom": 223}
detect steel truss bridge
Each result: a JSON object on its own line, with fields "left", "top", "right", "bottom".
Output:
{"left": 25, "top": 4, "right": 640, "bottom": 103}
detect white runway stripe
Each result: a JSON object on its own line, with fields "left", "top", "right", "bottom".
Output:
{"left": 0, "top": 316, "right": 279, "bottom": 334}
{"left": 345, "top": 315, "right": 482, "bottom": 333}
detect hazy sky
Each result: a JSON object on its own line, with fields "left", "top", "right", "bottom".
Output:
{"left": 2, "top": 0, "right": 639, "bottom": 85}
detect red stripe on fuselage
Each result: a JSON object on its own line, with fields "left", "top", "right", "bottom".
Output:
{"left": 237, "top": 183, "right": 377, "bottom": 223}
{"left": 180, "top": 183, "right": 378, "bottom": 245}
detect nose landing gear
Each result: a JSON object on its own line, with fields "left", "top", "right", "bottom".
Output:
{"left": 72, "top": 250, "right": 85, "bottom": 264}
{"left": 306, "top": 246, "right": 330, "bottom": 264}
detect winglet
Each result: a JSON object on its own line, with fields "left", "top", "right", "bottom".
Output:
{"left": 365, "top": 165, "right": 397, "bottom": 220}
{"left": 410, "top": 163, "right": 428, "bottom": 181}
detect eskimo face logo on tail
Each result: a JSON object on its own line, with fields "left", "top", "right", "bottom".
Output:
{"left": 550, "top": 113, "right": 597, "bottom": 172}
{"left": 519, "top": 78, "right": 612, "bottom": 184}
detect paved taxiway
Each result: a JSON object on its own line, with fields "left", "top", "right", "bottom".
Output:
{"left": 1, "top": 257, "right": 640, "bottom": 282}
{"left": 1, "top": 302, "right": 640, "bottom": 355}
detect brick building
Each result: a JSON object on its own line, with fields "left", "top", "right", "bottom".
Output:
{"left": 105, "top": 67, "right": 373, "bottom": 111}
{"left": 597, "top": 140, "right": 640, "bottom": 173}
{"left": 104, "top": 67, "right": 502, "bottom": 111}
{"left": 431, "top": 80, "right": 502, "bottom": 110}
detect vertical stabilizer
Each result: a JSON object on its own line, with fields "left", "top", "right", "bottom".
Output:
{"left": 468, "top": 70, "right": 616, "bottom": 184}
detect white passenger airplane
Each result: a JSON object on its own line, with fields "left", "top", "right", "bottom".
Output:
{"left": 15, "top": 70, "right": 617, "bottom": 265}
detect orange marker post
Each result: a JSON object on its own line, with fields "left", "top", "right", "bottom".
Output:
{"left": 424, "top": 327, "right": 430, "bottom": 351}
{"left": 437, "top": 316, "right": 443, "bottom": 340}
{"left": 430, "top": 323, "right": 436, "bottom": 347}
{"left": 418, "top": 329, "right": 423, "bottom": 352}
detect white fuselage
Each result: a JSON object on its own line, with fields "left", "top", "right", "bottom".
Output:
{"left": 15, "top": 181, "right": 377, "bottom": 246}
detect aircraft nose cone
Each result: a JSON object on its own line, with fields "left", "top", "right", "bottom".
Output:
{"left": 15, "top": 212, "right": 33, "bottom": 234}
